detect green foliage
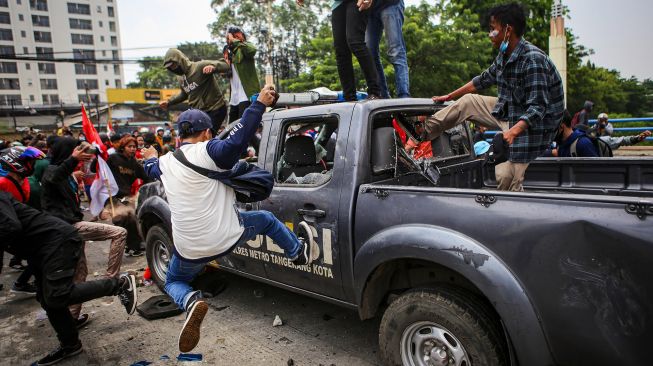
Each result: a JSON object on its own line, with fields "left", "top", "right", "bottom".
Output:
{"left": 126, "top": 56, "right": 177, "bottom": 89}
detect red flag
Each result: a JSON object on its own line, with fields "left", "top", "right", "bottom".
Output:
{"left": 81, "top": 104, "right": 108, "bottom": 160}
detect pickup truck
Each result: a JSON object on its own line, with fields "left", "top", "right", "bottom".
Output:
{"left": 136, "top": 98, "right": 653, "bottom": 366}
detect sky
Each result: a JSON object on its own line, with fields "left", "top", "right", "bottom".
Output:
{"left": 117, "top": 0, "right": 653, "bottom": 84}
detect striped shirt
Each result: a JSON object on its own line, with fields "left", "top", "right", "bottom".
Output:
{"left": 472, "top": 39, "right": 565, "bottom": 163}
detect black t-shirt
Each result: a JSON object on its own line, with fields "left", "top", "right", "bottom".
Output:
{"left": 107, "top": 153, "right": 150, "bottom": 198}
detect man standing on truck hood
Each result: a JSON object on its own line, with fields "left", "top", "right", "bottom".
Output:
{"left": 425, "top": 3, "right": 564, "bottom": 191}
{"left": 159, "top": 48, "right": 230, "bottom": 133}
{"left": 142, "top": 85, "right": 311, "bottom": 353}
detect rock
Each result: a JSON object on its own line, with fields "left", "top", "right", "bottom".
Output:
{"left": 254, "top": 289, "right": 265, "bottom": 298}
{"left": 287, "top": 358, "right": 295, "bottom": 366}
{"left": 272, "top": 315, "right": 283, "bottom": 327}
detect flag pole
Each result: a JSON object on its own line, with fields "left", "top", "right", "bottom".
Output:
{"left": 105, "top": 178, "right": 115, "bottom": 217}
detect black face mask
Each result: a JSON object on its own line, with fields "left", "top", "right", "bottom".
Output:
{"left": 554, "top": 127, "right": 564, "bottom": 144}
{"left": 169, "top": 66, "right": 184, "bottom": 75}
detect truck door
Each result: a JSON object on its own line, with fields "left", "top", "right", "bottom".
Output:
{"left": 256, "top": 111, "right": 350, "bottom": 299}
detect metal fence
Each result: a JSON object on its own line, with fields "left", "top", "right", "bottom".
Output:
{"left": 483, "top": 117, "right": 653, "bottom": 141}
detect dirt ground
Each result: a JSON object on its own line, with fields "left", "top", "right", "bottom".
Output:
{"left": 0, "top": 238, "right": 382, "bottom": 366}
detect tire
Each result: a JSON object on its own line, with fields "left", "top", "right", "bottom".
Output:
{"left": 379, "top": 287, "right": 508, "bottom": 366}
{"left": 145, "top": 224, "right": 173, "bottom": 292}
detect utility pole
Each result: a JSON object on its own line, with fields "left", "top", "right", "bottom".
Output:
{"left": 264, "top": 0, "right": 274, "bottom": 87}
{"left": 10, "top": 98, "right": 17, "bottom": 131}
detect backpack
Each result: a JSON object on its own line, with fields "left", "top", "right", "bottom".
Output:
{"left": 570, "top": 111, "right": 581, "bottom": 128}
{"left": 570, "top": 133, "right": 613, "bottom": 157}
{"left": 172, "top": 149, "right": 274, "bottom": 203}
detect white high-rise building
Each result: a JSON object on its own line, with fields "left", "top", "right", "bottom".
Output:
{"left": 0, "top": 0, "right": 124, "bottom": 108}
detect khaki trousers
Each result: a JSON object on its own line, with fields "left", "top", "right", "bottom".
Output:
{"left": 69, "top": 221, "right": 127, "bottom": 319}
{"left": 425, "top": 94, "right": 529, "bottom": 192}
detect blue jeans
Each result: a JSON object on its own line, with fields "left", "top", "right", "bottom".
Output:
{"left": 164, "top": 210, "right": 302, "bottom": 311}
{"left": 366, "top": 0, "right": 410, "bottom": 98}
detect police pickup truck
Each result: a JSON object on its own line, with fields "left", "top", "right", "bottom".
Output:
{"left": 136, "top": 97, "right": 653, "bottom": 366}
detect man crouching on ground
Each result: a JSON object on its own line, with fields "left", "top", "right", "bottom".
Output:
{"left": 142, "top": 85, "right": 311, "bottom": 353}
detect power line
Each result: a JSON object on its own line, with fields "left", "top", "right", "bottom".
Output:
{"left": 0, "top": 55, "right": 163, "bottom": 64}
{"left": 13, "top": 45, "right": 177, "bottom": 57}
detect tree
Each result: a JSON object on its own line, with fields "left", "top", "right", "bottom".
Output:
{"left": 209, "top": 0, "right": 330, "bottom": 90}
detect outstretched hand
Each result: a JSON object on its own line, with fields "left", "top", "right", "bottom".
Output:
{"left": 72, "top": 145, "right": 94, "bottom": 161}
{"left": 142, "top": 146, "right": 158, "bottom": 160}
{"left": 257, "top": 85, "right": 279, "bottom": 107}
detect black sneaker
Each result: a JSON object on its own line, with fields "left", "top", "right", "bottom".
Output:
{"left": 33, "top": 342, "right": 83, "bottom": 365}
{"left": 118, "top": 274, "right": 137, "bottom": 315}
{"left": 76, "top": 313, "right": 91, "bottom": 329}
{"left": 11, "top": 282, "right": 37, "bottom": 295}
{"left": 127, "top": 249, "right": 144, "bottom": 257}
{"left": 291, "top": 221, "right": 313, "bottom": 266}
{"left": 178, "top": 297, "right": 209, "bottom": 353}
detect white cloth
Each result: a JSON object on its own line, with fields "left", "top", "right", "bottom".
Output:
{"left": 229, "top": 64, "right": 249, "bottom": 105}
{"left": 89, "top": 157, "right": 118, "bottom": 217}
{"left": 158, "top": 142, "right": 244, "bottom": 259}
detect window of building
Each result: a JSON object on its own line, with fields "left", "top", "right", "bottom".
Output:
{"left": 74, "top": 63, "right": 96, "bottom": 74}
{"left": 71, "top": 33, "right": 93, "bottom": 45}
{"left": 0, "top": 95, "right": 21, "bottom": 105}
{"left": 35, "top": 46, "right": 53, "bottom": 59}
{"left": 112, "top": 50, "right": 118, "bottom": 60}
{"left": 33, "top": 30, "right": 51, "bottom": 43}
{"left": 42, "top": 94, "right": 59, "bottom": 104}
{"left": 29, "top": 95, "right": 34, "bottom": 102}
{"left": 104, "top": 79, "right": 109, "bottom": 86}
{"left": 20, "top": 30, "right": 25, "bottom": 37}
{"left": 0, "top": 45, "right": 15, "bottom": 56}
{"left": 0, "top": 78, "right": 20, "bottom": 89}
{"left": 16, "top": 0, "right": 21, "bottom": 4}
{"left": 0, "top": 62, "right": 17, "bottom": 73}
{"left": 38, "top": 62, "right": 55, "bottom": 74}
{"left": 25, "top": 63, "right": 30, "bottom": 70}
{"left": 101, "top": 50, "right": 106, "bottom": 57}
{"left": 0, "top": 28, "right": 12, "bottom": 41}
{"left": 18, "top": 14, "right": 23, "bottom": 21}
{"left": 107, "top": 6, "right": 114, "bottom": 17}
{"left": 0, "top": 12, "right": 10, "bottom": 24}
{"left": 31, "top": 14, "right": 49, "bottom": 26}
{"left": 113, "top": 64, "right": 119, "bottom": 74}
{"left": 103, "top": 65, "right": 107, "bottom": 71}
{"left": 100, "top": 35, "right": 104, "bottom": 42}
{"left": 67, "top": 2, "right": 89, "bottom": 15}
{"left": 96, "top": 5, "right": 101, "bottom": 13}
{"left": 274, "top": 116, "right": 339, "bottom": 185}
{"left": 76, "top": 79, "right": 98, "bottom": 89}
{"left": 22, "top": 46, "right": 27, "bottom": 53}
{"left": 73, "top": 48, "right": 94, "bottom": 60}
{"left": 29, "top": 0, "right": 47, "bottom": 11}
{"left": 98, "top": 20, "right": 102, "bottom": 27}
{"left": 0, "top": 0, "right": 7, "bottom": 7}
{"left": 69, "top": 18, "right": 91, "bottom": 30}
{"left": 78, "top": 93, "right": 98, "bottom": 103}
{"left": 39, "top": 78, "right": 57, "bottom": 89}
{"left": 115, "top": 79, "right": 121, "bottom": 88}
{"left": 109, "top": 21, "right": 116, "bottom": 32}
{"left": 110, "top": 36, "right": 117, "bottom": 46}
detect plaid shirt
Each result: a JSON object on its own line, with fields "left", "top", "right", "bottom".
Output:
{"left": 472, "top": 39, "right": 564, "bottom": 163}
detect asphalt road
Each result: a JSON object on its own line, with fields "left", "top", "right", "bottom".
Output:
{"left": 0, "top": 238, "right": 382, "bottom": 366}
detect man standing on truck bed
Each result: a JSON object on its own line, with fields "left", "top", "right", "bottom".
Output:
{"left": 426, "top": 2, "right": 564, "bottom": 191}
{"left": 142, "top": 85, "right": 311, "bottom": 353}
{"left": 159, "top": 48, "right": 230, "bottom": 133}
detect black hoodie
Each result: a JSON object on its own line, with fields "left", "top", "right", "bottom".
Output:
{"left": 41, "top": 137, "right": 83, "bottom": 224}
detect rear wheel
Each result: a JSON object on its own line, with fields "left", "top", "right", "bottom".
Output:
{"left": 145, "top": 224, "right": 173, "bottom": 291}
{"left": 379, "top": 287, "right": 508, "bottom": 366}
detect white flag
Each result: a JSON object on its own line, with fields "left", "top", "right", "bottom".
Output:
{"left": 89, "top": 156, "right": 118, "bottom": 216}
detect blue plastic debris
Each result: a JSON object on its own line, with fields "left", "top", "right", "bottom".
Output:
{"left": 177, "top": 353, "right": 203, "bottom": 361}
{"left": 129, "top": 361, "right": 152, "bottom": 366}
{"left": 160, "top": 355, "right": 171, "bottom": 360}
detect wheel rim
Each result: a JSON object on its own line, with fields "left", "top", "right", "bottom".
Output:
{"left": 400, "top": 321, "right": 470, "bottom": 366}
{"left": 152, "top": 238, "right": 170, "bottom": 282}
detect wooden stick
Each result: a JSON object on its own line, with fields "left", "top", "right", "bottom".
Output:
{"left": 105, "top": 178, "right": 115, "bottom": 217}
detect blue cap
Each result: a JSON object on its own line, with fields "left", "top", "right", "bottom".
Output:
{"left": 176, "top": 109, "right": 213, "bottom": 133}
{"left": 474, "top": 141, "right": 491, "bottom": 155}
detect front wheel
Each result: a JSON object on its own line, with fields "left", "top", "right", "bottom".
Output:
{"left": 379, "top": 287, "right": 508, "bottom": 366}
{"left": 145, "top": 224, "right": 173, "bottom": 292}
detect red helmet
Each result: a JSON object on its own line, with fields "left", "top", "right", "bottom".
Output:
{"left": 0, "top": 146, "right": 46, "bottom": 177}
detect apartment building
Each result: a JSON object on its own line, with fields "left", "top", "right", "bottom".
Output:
{"left": 0, "top": 0, "right": 124, "bottom": 107}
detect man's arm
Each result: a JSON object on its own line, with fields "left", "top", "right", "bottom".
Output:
{"left": 0, "top": 193, "right": 22, "bottom": 250}
{"left": 231, "top": 40, "right": 257, "bottom": 59}
{"left": 205, "top": 85, "right": 277, "bottom": 169}
{"left": 167, "top": 88, "right": 188, "bottom": 106}
{"left": 206, "top": 101, "right": 266, "bottom": 169}
{"left": 198, "top": 59, "right": 230, "bottom": 75}
{"left": 142, "top": 146, "right": 162, "bottom": 180}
